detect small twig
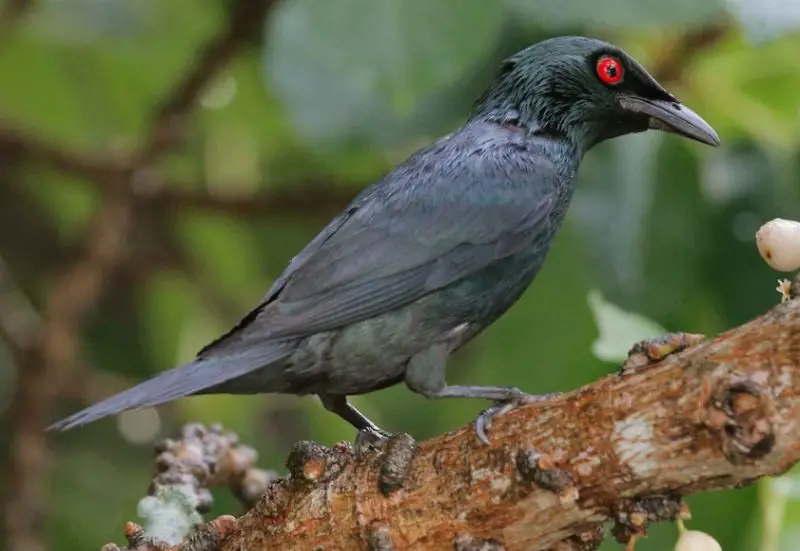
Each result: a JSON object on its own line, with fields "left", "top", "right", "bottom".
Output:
{"left": 1, "top": 124, "right": 360, "bottom": 219}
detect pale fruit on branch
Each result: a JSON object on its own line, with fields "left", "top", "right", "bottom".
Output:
{"left": 674, "top": 530, "right": 722, "bottom": 551}
{"left": 673, "top": 520, "right": 722, "bottom": 551}
{"left": 756, "top": 218, "right": 800, "bottom": 272}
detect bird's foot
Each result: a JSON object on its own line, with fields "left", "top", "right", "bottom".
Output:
{"left": 317, "top": 394, "right": 392, "bottom": 459}
{"left": 621, "top": 332, "right": 705, "bottom": 375}
{"left": 354, "top": 425, "right": 393, "bottom": 459}
{"left": 474, "top": 389, "right": 560, "bottom": 445}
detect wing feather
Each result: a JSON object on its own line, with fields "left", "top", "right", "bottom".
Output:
{"left": 201, "top": 127, "right": 561, "bottom": 350}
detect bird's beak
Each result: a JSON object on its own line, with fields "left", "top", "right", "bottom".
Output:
{"left": 618, "top": 95, "right": 720, "bottom": 146}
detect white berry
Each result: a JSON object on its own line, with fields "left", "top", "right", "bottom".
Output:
{"left": 674, "top": 530, "right": 722, "bottom": 551}
{"left": 756, "top": 218, "right": 800, "bottom": 272}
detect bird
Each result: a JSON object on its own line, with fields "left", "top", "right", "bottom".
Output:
{"left": 49, "top": 36, "right": 719, "bottom": 448}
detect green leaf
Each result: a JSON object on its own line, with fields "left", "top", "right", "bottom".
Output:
{"left": 264, "top": 0, "right": 504, "bottom": 144}
{"left": 587, "top": 289, "right": 665, "bottom": 363}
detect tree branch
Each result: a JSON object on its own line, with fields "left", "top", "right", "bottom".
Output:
{"left": 0, "top": 125, "right": 122, "bottom": 183}
{"left": 0, "top": 124, "right": 359, "bottom": 219}
{"left": 198, "top": 299, "right": 799, "bottom": 551}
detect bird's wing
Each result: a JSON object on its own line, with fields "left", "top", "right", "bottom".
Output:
{"left": 200, "top": 136, "right": 560, "bottom": 353}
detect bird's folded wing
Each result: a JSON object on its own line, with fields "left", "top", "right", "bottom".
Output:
{"left": 264, "top": 167, "right": 559, "bottom": 336}
{"left": 263, "top": 196, "right": 553, "bottom": 338}
{"left": 198, "top": 145, "right": 559, "bottom": 354}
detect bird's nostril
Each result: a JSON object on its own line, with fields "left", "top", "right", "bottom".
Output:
{"left": 671, "top": 103, "right": 681, "bottom": 110}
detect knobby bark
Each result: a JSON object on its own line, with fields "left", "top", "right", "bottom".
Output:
{"left": 203, "top": 299, "right": 800, "bottom": 551}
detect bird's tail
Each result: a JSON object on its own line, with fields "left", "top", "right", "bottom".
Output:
{"left": 47, "top": 343, "right": 294, "bottom": 431}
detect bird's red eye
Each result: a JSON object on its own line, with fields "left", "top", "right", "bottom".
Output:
{"left": 596, "top": 56, "right": 623, "bottom": 85}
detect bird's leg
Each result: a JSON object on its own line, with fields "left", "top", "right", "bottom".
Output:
{"left": 318, "top": 394, "right": 391, "bottom": 457}
{"left": 404, "top": 343, "right": 560, "bottom": 445}
{"left": 621, "top": 332, "right": 705, "bottom": 375}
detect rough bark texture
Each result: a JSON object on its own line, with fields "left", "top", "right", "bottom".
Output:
{"left": 215, "top": 299, "right": 800, "bottom": 551}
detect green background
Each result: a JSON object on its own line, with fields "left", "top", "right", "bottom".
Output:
{"left": 0, "top": 0, "right": 799, "bottom": 549}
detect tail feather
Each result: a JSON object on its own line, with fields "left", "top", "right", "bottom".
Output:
{"left": 48, "top": 344, "right": 293, "bottom": 431}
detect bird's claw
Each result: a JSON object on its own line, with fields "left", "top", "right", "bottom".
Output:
{"left": 474, "top": 390, "right": 560, "bottom": 445}
{"left": 475, "top": 401, "right": 518, "bottom": 445}
{"left": 354, "top": 425, "right": 392, "bottom": 459}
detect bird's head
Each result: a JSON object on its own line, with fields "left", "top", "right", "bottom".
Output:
{"left": 472, "top": 36, "right": 719, "bottom": 152}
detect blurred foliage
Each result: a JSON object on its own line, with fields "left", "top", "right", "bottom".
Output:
{"left": 587, "top": 290, "right": 666, "bottom": 363}
{"left": 0, "top": 0, "right": 799, "bottom": 550}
